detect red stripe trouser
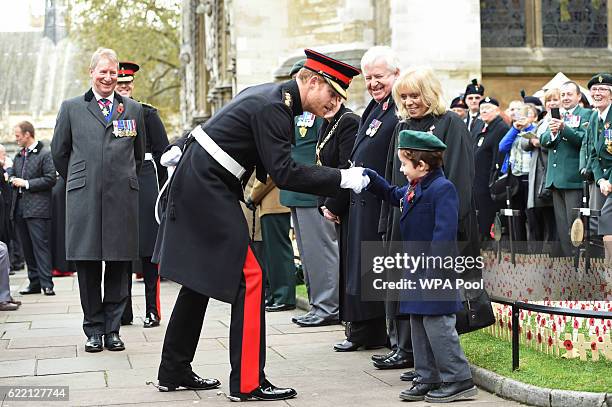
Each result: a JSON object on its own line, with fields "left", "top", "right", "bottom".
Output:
{"left": 157, "top": 246, "right": 266, "bottom": 395}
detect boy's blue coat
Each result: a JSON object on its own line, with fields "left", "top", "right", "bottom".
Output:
{"left": 365, "top": 168, "right": 463, "bottom": 315}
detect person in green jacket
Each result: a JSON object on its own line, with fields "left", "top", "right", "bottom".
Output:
{"left": 541, "top": 81, "right": 592, "bottom": 256}
{"left": 587, "top": 73, "right": 612, "bottom": 258}
{"left": 280, "top": 60, "right": 340, "bottom": 326}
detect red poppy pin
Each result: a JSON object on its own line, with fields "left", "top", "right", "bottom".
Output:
{"left": 117, "top": 103, "right": 124, "bottom": 114}
{"left": 563, "top": 339, "right": 573, "bottom": 351}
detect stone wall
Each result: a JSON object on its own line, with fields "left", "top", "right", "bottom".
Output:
{"left": 390, "top": 0, "right": 481, "bottom": 104}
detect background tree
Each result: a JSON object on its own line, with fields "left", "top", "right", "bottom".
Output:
{"left": 67, "top": 0, "right": 181, "bottom": 132}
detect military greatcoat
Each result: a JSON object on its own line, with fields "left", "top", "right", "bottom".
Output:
{"left": 153, "top": 80, "right": 342, "bottom": 303}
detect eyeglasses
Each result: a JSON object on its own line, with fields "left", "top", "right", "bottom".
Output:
{"left": 590, "top": 86, "right": 611, "bottom": 93}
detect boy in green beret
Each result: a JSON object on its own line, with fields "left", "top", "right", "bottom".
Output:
{"left": 363, "top": 129, "right": 477, "bottom": 403}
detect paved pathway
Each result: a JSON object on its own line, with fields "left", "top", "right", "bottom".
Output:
{"left": 0, "top": 269, "right": 523, "bottom": 406}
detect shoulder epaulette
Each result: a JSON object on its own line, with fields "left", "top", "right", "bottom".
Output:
{"left": 139, "top": 101, "right": 158, "bottom": 111}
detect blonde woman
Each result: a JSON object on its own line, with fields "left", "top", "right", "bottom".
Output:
{"left": 378, "top": 68, "right": 479, "bottom": 401}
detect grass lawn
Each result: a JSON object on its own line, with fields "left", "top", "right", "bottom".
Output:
{"left": 461, "top": 330, "right": 612, "bottom": 393}
{"left": 296, "top": 284, "right": 307, "bottom": 300}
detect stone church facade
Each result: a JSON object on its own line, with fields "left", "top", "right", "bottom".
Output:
{"left": 181, "top": 0, "right": 612, "bottom": 129}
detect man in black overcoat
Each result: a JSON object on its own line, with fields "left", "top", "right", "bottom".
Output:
{"left": 9, "top": 121, "right": 56, "bottom": 296}
{"left": 153, "top": 49, "right": 366, "bottom": 401}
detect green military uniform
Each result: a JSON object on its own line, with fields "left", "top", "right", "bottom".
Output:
{"left": 279, "top": 113, "right": 323, "bottom": 207}
{"left": 280, "top": 113, "right": 341, "bottom": 323}
{"left": 541, "top": 104, "right": 592, "bottom": 255}
{"left": 542, "top": 105, "right": 592, "bottom": 189}
{"left": 582, "top": 73, "right": 612, "bottom": 236}
{"left": 590, "top": 108, "right": 612, "bottom": 186}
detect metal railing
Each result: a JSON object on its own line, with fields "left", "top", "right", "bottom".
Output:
{"left": 490, "top": 296, "right": 612, "bottom": 370}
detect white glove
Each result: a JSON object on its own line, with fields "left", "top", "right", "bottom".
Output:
{"left": 160, "top": 146, "right": 182, "bottom": 167}
{"left": 340, "top": 167, "right": 370, "bottom": 194}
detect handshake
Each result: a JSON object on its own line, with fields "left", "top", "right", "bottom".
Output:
{"left": 340, "top": 167, "right": 372, "bottom": 194}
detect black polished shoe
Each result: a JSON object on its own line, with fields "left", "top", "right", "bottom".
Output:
{"left": 333, "top": 340, "right": 385, "bottom": 352}
{"left": 229, "top": 379, "right": 297, "bottom": 401}
{"left": 104, "top": 332, "right": 125, "bottom": 351}
{"left": 158, "top": 371, "right": 221, "bottom": 391}
{"left": 143, "top": 313, "right": 160, "bottom": 328}
{"left": 43, "top": 287, "right": 56, "bottom": 296}
{"left": 400, "top": 370, "right": 419, "bottom": 382}
{"left": 373, "top": 350, "right": 414, "bottom": 369}
{"left": 296, "top": 315, "right": 340, "bottom": 327}
{"left": 19, "top": 285, "right": 41, "bottom": 295}
{"left": 424, "top": 379, "right": 478, "bottom": 403}
{"left": 265, "top": 303, "right": 296, "bottom": 312}
{"left": 372, "top": 348, "right": 397, "bottom": 362}
{"left": 399, "top": 382, "right": 441, "bottom": 401}
{"left": 84, "top": 334, "right": 103, "bottom": 353}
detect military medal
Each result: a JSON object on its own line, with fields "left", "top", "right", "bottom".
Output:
{"left": 565, "top": 114, "right": 580, "bottom": 128}
{"left": 113, "top": 119, "right": 137, "bottom": 137}
{"left": 366, "top": 119, "right": 382, "bottom": 137}
{"left": 302, "top": 112, "right": 315, "bottom": 127}
{"left": 605, "top": 129, "right": 612, "bottom": 154}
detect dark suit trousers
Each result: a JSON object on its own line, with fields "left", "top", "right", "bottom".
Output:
{"left": 159, "top": 246, "right": 266, "bottom": 395}
{"left": 14, "top": 201, "right": 53, "bottom": 290}
{"left": 122, "top": 257, "right": 161, "bottom": 324}
{"left": 75, "top": 261, "right": 130, "bottom": 337}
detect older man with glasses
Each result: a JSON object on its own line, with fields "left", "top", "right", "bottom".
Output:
{"left": 584, "top": 73, "right": 612, "bottom": 259}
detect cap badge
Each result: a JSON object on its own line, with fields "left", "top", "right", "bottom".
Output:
{"left": 599, "top": 76, "right": 604, "bottom": 83}
{"left": 484, "top": 97, "right": 491, "bottom": 103}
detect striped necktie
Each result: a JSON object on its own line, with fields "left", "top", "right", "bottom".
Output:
{"left": 98, "top": 98, "right": 111, "bottom": 118}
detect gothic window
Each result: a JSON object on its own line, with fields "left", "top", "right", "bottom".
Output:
{"left": 541, "top": 0, "right": 607, "bottom": 47}
{"left": 481, "top": 0, "right": 609, "bottom": 48}
{"left": 481, "top": 0, "right": 527, "bottom": 47}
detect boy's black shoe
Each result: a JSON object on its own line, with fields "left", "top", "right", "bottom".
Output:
{"left": 399, "top": 382, "right": 440, "bottom": 401}
{"left": 424, "top": 379, "right": 478, "bottom": 403}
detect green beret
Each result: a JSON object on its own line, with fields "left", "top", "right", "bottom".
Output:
{"left": 289, "top": 59, "right": 306, "bottom": 77}
{"left": 398, "top": 130, "right": 446, "bottom": 151}
{"left": 587, "top": 73, "right": 612, "bottom": 89}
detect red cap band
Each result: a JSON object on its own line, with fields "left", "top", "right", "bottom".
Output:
{"left": 304, "top": 59, "right": 351, "bottom": 86}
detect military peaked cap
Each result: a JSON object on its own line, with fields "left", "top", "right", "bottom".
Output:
{"left": 303, "top": 49, "right": 360, "bottom": 99}
{"left": 118, "top": 61, "right": 140, "bottom": 83}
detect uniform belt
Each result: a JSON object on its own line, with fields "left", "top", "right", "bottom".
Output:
{"left": 190, "top": 126, "right": 246, "bottom": 180}
{"left": 144, "top": 152, "right": 154, "bottom": 161}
